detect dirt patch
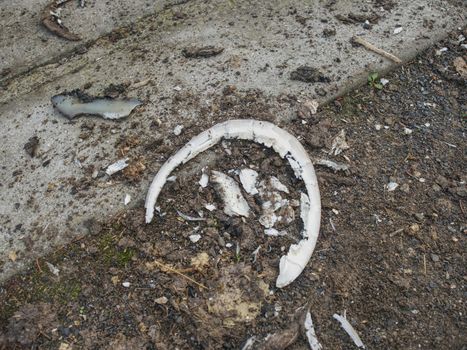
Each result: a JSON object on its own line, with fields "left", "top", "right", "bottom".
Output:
{"left": 0, "top": 30, "right": 466, "bottom": 349}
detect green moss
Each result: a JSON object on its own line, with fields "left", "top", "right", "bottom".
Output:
{"left": 48, "top": 280, "right": 82, "bottom": 302}
{"left": 97, "top": 232, "right": 135, "bottom": 268}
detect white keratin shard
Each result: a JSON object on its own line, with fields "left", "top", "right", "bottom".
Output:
{"left": 145, "top": 120, "right": 321, "bottom": 288}
{"left": 304, "top": 311, "right": 323, "bottom": 350}
{"left": 199, "top": 172, "right": 209, "bottom": 188}
{"left": 315, "top": 159, "right": 349, "bottom": 172}
{"left": 239, "top": 168, "right": 259, "bottom": 195}
{"left": 106, "top": 158, "right": 129, "bottom": 176}
{"left": 51, "top": 94, "right": 141, "bottom": 120}
{"left": 211, "top": 171, "right": 250, "bottom": 217}
{"left": 270, "top": 176, "right": 289, "bottom": 193}
{"left": 124, "top": 194, "right": 131, "bottom": 205}
{"left": 333, "top": 313, "right": 365, "bottom": 349}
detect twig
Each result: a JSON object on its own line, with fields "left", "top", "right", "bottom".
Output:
{"left": 352, "top": 36, "right": 402, "bottom": 64}
{"left": 146, "top": 260, "right": 208, "bottom": 290}
{"left": 36, "top": 258, "right": 43, "bottom": 273}
{"left": 459, "top": 200, "right": 465, "bottom": 216}
{"left": 423, "top": 254, "right": 427, "bottom": 275}
{"left": 389, "top": 228, "right": 404, "bottom": 237}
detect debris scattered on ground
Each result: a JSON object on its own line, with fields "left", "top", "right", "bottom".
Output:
{"left": 386, "top": 182, "right": 399, "bottom": 192}
{"left": 211, "top": 170, "right": 251, "bottom": 217}
{"left": 8, "top": 251, "right": 17, "bottom": 262}
{"left": 199, "top": 172, "right": 209, "bottom": 188}
{"left": 393, "top": 26, "right": 403, "bottom": 35}
{"left": 304, "top": 311, "right": 323, "bottom": 350}
{"left": 258, "top": 323, "right": 300, "bottom": 350}
{"left": 315, "top": 159, "right": 349, "bottom": 172}
{"left": 297, "top": 99, "right": 319, "bottom": 118}
{"left": 189, "top": 234, "right": 201, "bottom": 243}
{"left": 241, "top": 336, "right": 257, "bottom": 350}
{"left": 51, "top": 91, "right": 142, "bottom": 119}
{"left": 124, "top": 194, "right": 131, "bottom": 205}
{"left": 105, "top": 158, "right": 129, "bottom": 176}
{"left": 23, "top": 136, "right": 39, "bottom": 157}
{"left": 176, "top": 210, "right": 206, "bottom": 222}
{"left": 252, "top": 246, "right": 261, "bottom": 263}
{"left": 122, "top": 281, "right": 130, "bottom": 288}
{"left": 204, "top": 203, "right": 216, "bottom": 211}
{"left": 239, "top": 168, "right": 259, "bottom": 195}
{"left": 145, "top": 259, "right": 208, "bottom": 290}
{"left": 264, "top": 228, "right": 286, "bottom": 236}
{"left": 330, "top": 130, "right": 350, "bottom": 155}
{"left": 182, "top": 46, "right": 224, "bottom": 58}
{"left": 290, "top": 66, "right": 330, "bottom": 83}
{"left": 335, "top": 12, "right": 381, "bottom": 25}
{"left": 45, "top": 262, "right": 60, "bottom": 276}
{"left": 144, "top": 120, "right": 321, "bottom": 288}
{"left": 333, "top": 313, "right": 365, "bottom": 349}
{"left": 259, "top": 206, "right": 278, "bottom": 228}
{"left": 435, "top": 47, "right": 448, "bottom": 55}
{"left": 154, "top": 296, "right": 168, "bottom": 305}
{"left": 380, "top": 78, "right": 389, "bottom": 86}
{"left": 41, "top": 0, "right": 81, "bottom": 41}
{"left": 123, "top": 159, "right": 146, "bottom": 179}
{"left": 269, "top": 176, "right": 289, "bottom": 194}
{"left": 130, "top": 78, "right": 151, "bottom": 89}
{"left": 173, "top": 125, "right": 184, "bottom": 136}
{"left": 352, "top": 36, "right": 402, "bottom": 64}
{"left": 453, "top": 56, "right": 467, "bottom": 78}
{"left": 2, "top": 28, "right": 466, "bottom": 348}
{"left": 190, "top": 252, "right": 209, "bottom": 270}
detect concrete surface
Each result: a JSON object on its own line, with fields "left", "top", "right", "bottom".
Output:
{"left": 0, "top": 0, "right": 188, "bottom": 80}
{"left": 0, "top": 0, "right": 465, "bottom": 282}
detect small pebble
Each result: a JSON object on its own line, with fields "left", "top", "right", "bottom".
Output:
{"left": 387, "top": 182, "right": 399, "bottom": 191}
{"left": 173, "top": 125, "right": 184, "bottom": 136}
{"left": 189, "top": 234, "right": 201, "bottom": 243}
{"left": 414, "top": 213, "right": 425, "bottom": 221}
{"left": 122, "top": 281, "right": 130, "bottom": 288}
{"left": 155, "top": 296, "right": 168, "bottom": 304}
{"left": 400, "top": 183, "right": 410, "bottom": 193}
{"left": 431, "top": 254, "right": 440, "bottom": 262}
{"left": 218, "top": 236, "right": 226, "bottom": 247}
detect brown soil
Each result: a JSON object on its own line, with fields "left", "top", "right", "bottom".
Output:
{"left": 0, "top": 31, "right": 466, "bottom": 349}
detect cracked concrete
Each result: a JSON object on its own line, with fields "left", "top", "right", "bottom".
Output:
{"left": 0, "top": 0, "right": 465, "bottom": 282}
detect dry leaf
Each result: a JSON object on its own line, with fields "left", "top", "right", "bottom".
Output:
{"left": 191, "top": 252, "right": 210, "bottom": 270}
{"left": 8, "top": 251, "right": 17, "bottom": 262}
{"left": 453, "top": 57, "right": 467, "bottom": 78}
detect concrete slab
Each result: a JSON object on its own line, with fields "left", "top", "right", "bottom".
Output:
{"left": 0, "top": 0, "right": 187, "bottom": 80}
{"left": 0, "top": 0, "right": 465, "bottom": 282}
